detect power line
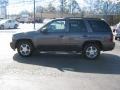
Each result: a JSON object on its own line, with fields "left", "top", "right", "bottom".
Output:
{"left": 8, "top": 0, "right": 55, "bottom": 5}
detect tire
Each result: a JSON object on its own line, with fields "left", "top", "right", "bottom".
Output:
{"left": 17, "top": 41, "right": 33, "bottom": 57}
{"left": 0, "top": 25, "right": 4, "bottom": 30}
{"left": 83, "top": 44, "right": 100, "bottom": 60}
{"left": 14, "top": 24, "right": 18, "bottom": 29}
{"left": 115, "top": 37, "right": 117, "bottom": 40}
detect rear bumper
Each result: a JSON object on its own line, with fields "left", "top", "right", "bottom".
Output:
{"left": 102, "top": 42, "right": 115, "bottom": 51}
{"left": 10, "top": 42, "right": 16, "bottom": 50}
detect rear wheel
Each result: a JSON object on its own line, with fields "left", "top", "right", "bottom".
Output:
{"left": 115, "top": 37, "right": 117, "bottom": 40}
{"left": 83, "top": 44, "right": 100, "bottom": 60}
{"left": 17, "top": 41, "right": 33, "bottom": 57}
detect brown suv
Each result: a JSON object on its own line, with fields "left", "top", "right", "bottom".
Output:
{"left": 10, "top": 17, "right": 115, "bottom": 59}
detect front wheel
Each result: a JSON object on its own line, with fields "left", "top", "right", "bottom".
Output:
{"left": 17, "top": 41, "right": 33, "bottom": 57}
{"left": 0, "top": 25, "right": 4, "bottom": 30}
{"left": 83, "top": 44, "right": 100, "bottom": 60}
{"left": 14, "top": 24, "right": 18, "bottom": 29}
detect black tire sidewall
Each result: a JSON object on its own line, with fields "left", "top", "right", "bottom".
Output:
{"left": 1, "top": 25, "right": 4, "bottom": 29}
{"left": 83, "top": 44, "right": 100, "bottom": 60}
{"left": 17, "top": 41, "right": 33, "bottom": 57}
{"left": 115, "top": 37, "right": 117, "bottom": 40}
{"left": 14, "top": 24, "right": 18, "bottom": 29}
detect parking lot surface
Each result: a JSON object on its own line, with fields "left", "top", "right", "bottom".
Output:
{"left": 0, "top": 24, "right": 120, "bottom": 90}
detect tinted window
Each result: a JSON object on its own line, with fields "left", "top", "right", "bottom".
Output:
{"left": 88, "top": 20, "right": 111, "bottom": 32}
{"left": 69, "top": 20, "right": 86, "bottom": 33}
{"left": 47, "top": 20, "right": 65, "bottom": 33}
{"left": 8, "top": 20, "right": 12, "bottom": 23}
{"left": 11, "top": 20, "right": 15, "bottom": 22}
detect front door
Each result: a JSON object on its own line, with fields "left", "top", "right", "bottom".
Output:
{"left": 36, "top": 19, "right": 66, "bottom": 50}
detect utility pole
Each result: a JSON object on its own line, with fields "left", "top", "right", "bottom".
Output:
{"left": 60, "top": 0, "right": 64, "bottom": 17}
{"left": 70, "top": 0, "right": 73, "bottom": 15}
{"left": 33, "top": 0, "right": 35, "bottom": 29}
{"left": 40, "top": 8, "right": 43, "bottom": 20}
{"left": 0, "top": 0, "right": 8, "bottom": 19}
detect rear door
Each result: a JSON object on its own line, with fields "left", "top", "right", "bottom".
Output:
{"left": 87, "top": 20, "right": 112, "bottom": 41}
{"left": 64, "top": 19, "right": 88, "bottom": 48}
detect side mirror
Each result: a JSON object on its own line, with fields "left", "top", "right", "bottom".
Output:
{"left": 41, "top": 28, "right": 48, "bottom": 34}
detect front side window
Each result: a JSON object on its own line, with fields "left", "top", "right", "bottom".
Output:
{"left": 47, "top": 20, "right": 65, "bottom": 33}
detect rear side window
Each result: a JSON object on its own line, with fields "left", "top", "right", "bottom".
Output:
{"left": 88, "top": 20, "right": 111, "bottom": 32}
{"left": 69, "top": 20, "right": 86, "bottom": 33}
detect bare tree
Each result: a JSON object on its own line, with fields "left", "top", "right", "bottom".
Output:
{"left": 59, "top": 0, "right": 68, "bottom": 17}
{"left": 68, "top": 0, "right": 81, "bottom": 15}
{"left": 47, "top": 3, "right": 56, "bottom": 13}
{"left": 84, "top": 0, "right": 120, "bottom": 15}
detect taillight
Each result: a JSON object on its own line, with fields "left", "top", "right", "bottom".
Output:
{"left": 110, "top": 34, "right": 113, "bottom": 42}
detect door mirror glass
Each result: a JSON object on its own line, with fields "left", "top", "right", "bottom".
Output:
{"left": 41, "top": 27, "right": 48, "bottom": 33}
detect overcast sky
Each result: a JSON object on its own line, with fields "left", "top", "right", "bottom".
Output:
{"left": 7, "top": 0, "right": 87, "bottom": 15}
{"left": 7, "top": 0, "right": 119, "bottom": 15}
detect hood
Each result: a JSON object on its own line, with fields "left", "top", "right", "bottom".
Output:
{"left": 0, "top": 20, "right": 6, "bottom": 25}
{"left": 13, "top": 30, "right": 40, "bottom": 39}
{"left": 24, "top": 31, "right": 39, "bottom": 35}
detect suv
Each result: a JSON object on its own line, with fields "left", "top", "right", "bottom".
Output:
{"left": 10, "top": 18, "right": 115, "bottom": 59}
{"left": 113, "top": 22, "right": 120, "bottom": 40}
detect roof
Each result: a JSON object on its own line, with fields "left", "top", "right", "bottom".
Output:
{"left": 64, "top": 17, "right": 102, "bottom": 20}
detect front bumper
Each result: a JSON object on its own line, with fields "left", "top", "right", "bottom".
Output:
{"left": 10, "top": 42, "right": 16, "bottom": 50}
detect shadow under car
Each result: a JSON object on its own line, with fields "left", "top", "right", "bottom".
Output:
{"left": 13, "top": 52, "right": 120, "bottom": 74}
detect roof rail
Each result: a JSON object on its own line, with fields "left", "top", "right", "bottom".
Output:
{"left": 64, "top": 17, "right": 101, "bottom": 20}
{"left": 64, "top": 17, "right": 82, "bottom": 19}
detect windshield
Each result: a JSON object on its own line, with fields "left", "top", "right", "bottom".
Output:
{"left": 38, "top": 19, "right": 54, "bottom": 31}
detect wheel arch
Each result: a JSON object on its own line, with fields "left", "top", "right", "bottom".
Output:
{"left": 15, "top": 39, "right": 34, "bottom": 48}
{"left": 82, "top": 40, "right": 103, "bottom": 50}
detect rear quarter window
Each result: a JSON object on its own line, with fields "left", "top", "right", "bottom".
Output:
{"left": 88, "top": 20, "right": 111, "bottom": 32}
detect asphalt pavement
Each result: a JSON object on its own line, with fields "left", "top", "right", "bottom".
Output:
{"left": 0, "top": 24, "right": 120, "bottom": 90}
